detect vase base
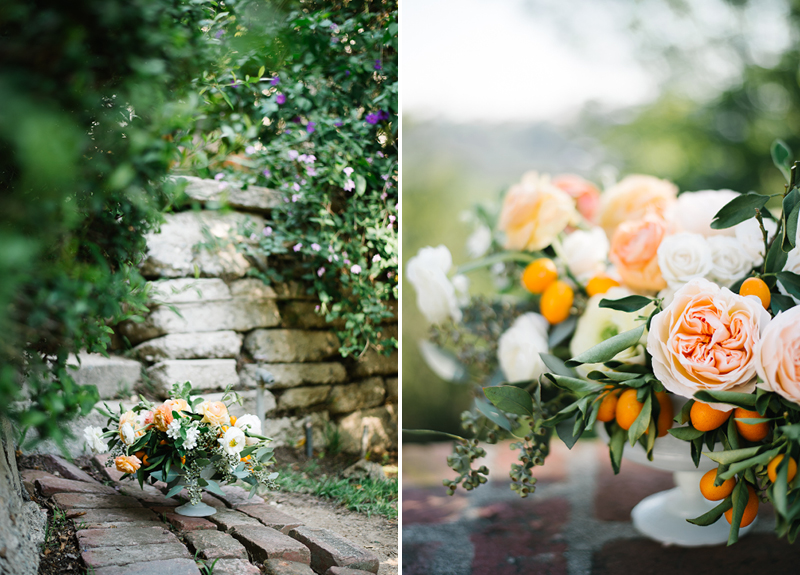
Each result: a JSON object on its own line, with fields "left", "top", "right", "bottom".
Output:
{"left": 632, "top": 486, "right": 754, "bottom": 546}
{"left": 174, "top": 501, "right": 217, "bottom": 517}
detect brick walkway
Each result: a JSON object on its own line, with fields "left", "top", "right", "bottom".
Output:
{"left": 402, "top": 439, "right": 800, "bottom": 575}
{"left": 22, "top": 454, "right": 380, "bottom": 575}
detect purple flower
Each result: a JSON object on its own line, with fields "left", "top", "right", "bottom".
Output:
{"left": 382, "top": 174, "right": 389, "bottom": 180}
{"left": 334, "top": 120, "right": 343, "bottom": 127}
{"left": 292, "top": 182, "right": 300, "bottom": 191}
{"left": 377, "top": 151, "right": 384, "bottom": 158}
{"left": 344, "top": 179, "right": 355, "bottom": 191}
{"left": 365, "top": 113, "right": 379, "bottom": 125}
{"left": 378, "top": 110, "right": 390, "bottom": 121}
{"left": 292, "top": 116, "right": 302, "bottom": 124}
{"left": 344, "top": 259, "right": 350, "bottom": 265}
{"left": 214, "top": 173, "right": 224, "bottom": 181}
{"left": 380, "top": 191, "right": 387, "bottom": 200}
{"left": 215, "top": 30, "right": 224, "bottom": 39}
{"left": 374, "top": 59, "right": 382, "bottom": 70}
{"left": 389, "top": 215, "right": 396, "bottom": 223}
{"left": 317, "top": 267, "right": 326, "bottom": 277}
{"left": 351, "top": 264, "right": 362, "bottom": 274}
{"left": 231, "top": 79, "right": 239, "bottom": 88}
{"left": 303, "top": 155, "right": 316, "bottom": 164}
{"left": 271, "top": 76, "right": 280, "bottom": 86}
{"left": 366, "top": 158, "right": 373, "bottom": 164}
{"left": 284, "top": 130, "right": 291, "bottom": 134}
{"left": 288, "top": 150, "right": 299, "bottom": 160}
{"left": 343, "top": 167, "right": 354, "bottom": 176}
{"left": 245, "top": 146, "right": 256, "bottom": 155}
{"left": 306, "top": 122, "right": 316, "bottom": 134}
{"left": 300, "top": 179, "right": 306, "bottom": 185}
{"left": 311, "top": 243, "right": 321, "bottom": 251}
{"left": 276, "top": 93, "right": 286, "bottom": 105}
{"left": 263, "top": 226, "right": 273, "bottom": 236}
{"left": 306, "top": 167, "right": 317, "bottom": 177}
{"left": 262, "top": 169, "right": 271, "bottom": 178}
{"left": 292, "top": 194, "right": 300, "bottom": 202}
{"left": 330, "top": 23, "right": 339, "bottom": 32}
{"left": 293, "top": 243, "right": 303, "bottom": 252}
{"left": 345, "top": 70, "right": 351, "bottom": 76}
{"left": 372, "top": 254, "right": 381, "bottom": 263}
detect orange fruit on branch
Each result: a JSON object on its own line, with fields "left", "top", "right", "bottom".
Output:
{"left": 739, "top": 277, "right": 771, "bottom": 310}
{"left": 654, "top": 392, "right": 673, "bottom": 437}
{"left": 734, "top": 407, "right": 769, "bottom": 442}
{"left": 586, "top": 275, "right": 620, "bottom": 297}
{"left": 699, "top": 468, "right": 736, "bottom": 501}
{"left": 540, "top": 280, "right": 574, "bottom": 324}
{"left": 690, "top": 402, "right": 731, "bottom": 432}
{"left": 615, "top": 389, "right": 643, "bottom": 431}
{"left": 595, "top": 388, "right": 621, "bottom": 423}
{"left": 767, "top": 454, "right": 797, "bottom": 484}
{"left": 724, "top": 483, "right": 759, "bottom": 527}
{"left": 521, "top": 258, "right": 558, "bottom": 294}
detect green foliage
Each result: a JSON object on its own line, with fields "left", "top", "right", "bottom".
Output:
{"left": 179, "top": 0, "right": 398, "bottom": 357}
{"left": 0, "top": 0, "right": 213, "bottom": 445}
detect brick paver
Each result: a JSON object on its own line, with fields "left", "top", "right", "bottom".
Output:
{"left": 211, "top": 558, "right": 264, "bottom": 575}
{"left": 262, "top": 559, "right": 317, "bottom": 575}
{"left": 209, "top": 484, "right": 265, "bottom": 508}
{"left": 53, "top": 492, "right": 143, "bottom": 509}
{"left": 238, "top": 503, "right": 305, "bottom": 533}
{"left": 77, "top": 526, "right": 179, "bottom": 548}
{"left": 289, "top": 526, "right": 380, "bottom": 574}
{"left": 207, "top": 507, "right": 264, "bottom": 531}
{"left": 81, "top": 541, "right": 193, "bottom": 569}
{"left": 41, "top": 453, "right": 102, "bottom": 484}
{"left": 184, "top": 529, "right": 249, "bottom": 560}
{"left": 36, "top": 475, "right": 117, "bottom": 497}
{"left": 231, "top": 525, "right": 312, "bottom": 564}
{"left": 151, "top": 507, "right": 217, "bottom": 532}
{"left": 71, "top": 507, "right": 160, "bottom": 529}
{"left": 91, "top": 558, "right": 202, "bottom": 575}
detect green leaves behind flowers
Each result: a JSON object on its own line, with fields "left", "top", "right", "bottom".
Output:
{"left": 483, "top": 386, "right": 533, "bottom": 417}
{"left": 772, "top": 139, "right": 793, "bottom": 183}
{"left": 565, "top": 325, "right": 645, "bottom": 368}
{"left": 710, "top": 192, "right": 769, "bottom": 230}
{"left": 599, "top": 295, "right": 652, "bottom": 313}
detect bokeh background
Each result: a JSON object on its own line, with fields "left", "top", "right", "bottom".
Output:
{"left": 402, "top": 0, "right": 800, "bottom": 436}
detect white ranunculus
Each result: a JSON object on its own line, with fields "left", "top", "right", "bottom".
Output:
{"left": 119, "top": 422, "right": 136, "bottom": 446}
{"left": 83, "top": 426, "right": 107, "bottom": 454}
{"left": 561, "top": 228, "right": 609, "bottom": 282}
{"left": 570, "top": 287, "right": 649, "bottom": 376}
{"left": 218, "top": 426, "right": 247, "bottom": 456}
{"left": 497, "top": 313, "right": 549, "bottom": 383}
{"left": 657, "top": 233, "right": 713, "bottom": 290}
{"left": 734, "top": 218, "right": 777, "bottom": 267}
{"left": 673, "top": 190, "right": 739, "bottom": 236}
{"left": 706, "top": 236, "right": 754, "bottom": 287}
{"left": 466, "top": 225, "right": 492, "bottom": 258}
{"left": 406, "top": 246, "right": 462, "bottom": 324}
{"left": 234, "top": 414, "right": 263, "bottom": 446}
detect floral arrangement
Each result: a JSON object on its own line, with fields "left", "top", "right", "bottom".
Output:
{"left": 83, "top": 382, "right": 277, "bottom": 505}
{"left": 407, "top": 141, "right": 800, "bottom": 544}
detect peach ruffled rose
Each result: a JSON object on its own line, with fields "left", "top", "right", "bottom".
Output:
{"left": 609, "top": 215, "right": 668, "bottom": 292}
{"left": 498, "top": 172, "right": 577, "bottom": 251}
{"left": 196, "top": 401, "right": 230, "bottom": 426}
{"left": 552, "top": 174, "right": 601, "bottom": 223}
{"left": 755, "top": 306, "right": 800, "bottom": 404}
{"left": 598, "top": 175, "right": 678, "bottom": 238}
{"left": 164, "top": 398, "right": 190, "bottom": 414}
{"left": 114, "top": 455, "right": 141, "bottom": 474}
{"left": 153, "top": 403, "right": 175, "bottom": 432}
{"left": 647, "top": 278, "right": 770, "bottom": 406}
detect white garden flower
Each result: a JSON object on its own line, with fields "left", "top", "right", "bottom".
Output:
{"left": 166, "top": 419, "right": 182, "bottom": 441}
{"left": 218, "top": 426, "right": 246, "bottom": 456}
{"left": 83, "top": 426, "right": 107, "bottom": 454}
{"left": 234, "top": 414, "right": 262, "bottom": 446}
{"left": 657, "top": 232, "right": 713, "bottom": 290}
{"left": 184, "top": 427, "right": 199, "bottom": 451}
{"left": 497, "top": 313, "right": 549, "bottom": 383}
{"left": 119, "top": 422, "right": 136, "bottom": 446}
{"left": 735, "top": 217, "right": 777, "bottom": 267}
{"left": 561, "top": 227, "right": 609, "bottom": 282}
{"left": 706, "top": 236, "right": 754, "bottom": 287}
{"left": 466, "top": 225, "right": 492, "bottom": 258}
{"left": 406, "top": 245, "right": 462, "bottom": 324}
{"left": 673, "top": 190, "right": 739, "bottom": 236}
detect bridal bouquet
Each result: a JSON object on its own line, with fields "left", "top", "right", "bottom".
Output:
{"left": 407, "top": 141, "right": 800, "bottom": 544}
{"left": 83, "top": 382, "right": 278, "bottom": 505}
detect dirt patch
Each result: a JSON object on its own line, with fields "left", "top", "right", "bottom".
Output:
{"left": 36, "top": 503, "right": 83, "bottom": 575}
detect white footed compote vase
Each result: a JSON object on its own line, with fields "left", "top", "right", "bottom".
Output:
{"left": 598, "top": 398, "right": 754, "bottom": 546}
{"left": 173, "top": 466, "right": 217, "bottom": 517}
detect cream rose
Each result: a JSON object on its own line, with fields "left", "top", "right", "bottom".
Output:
{"left": 647, "top": 278, "right": 770, "bottom": 403}
{"left": 657, "top": 232, "right": 713, "bottom": 290}
{"left": 570, "top": 287, "right": 649, "bottom": 376}
{"left": 598, "top": 175, "right": 677, "bottom": 238}
{"left": 609, "top": 215, "right": 668, "bottom": 292}
{"left": 755, "top": 306, "right": 800, "bottom": 404}
{"left": 234, "top": 414, "right": 263, "bottom": 446}
{"left": 561, "top": 228, "right": 609, "bottom": 282}
{"left": 497, "top": 313, "right": 550, "bottom": 383}
{"left": 197, "top": 401, "right": 230, "bottom": 426}
{"left": 734, "top": 218, "right": 777, "bottom": 267}
{"left": 115, "top": 455, "right": 141, "bottom": 475}
{"left": 498, "top": 172, "right": 577, "bottom": 251}
{"left": 706, "top": 236, "right": 754, "bottom": 288}
{"left": 673, "top": 190, "right": 739, "bottom": 237}
{"left": 406, "top": 245, "right": 462, "bottom": 324}
{"left": 552, "top": 174, "right": 601, "bottom": 223}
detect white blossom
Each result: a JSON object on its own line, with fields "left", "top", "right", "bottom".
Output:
{"left": 83, "top": 426, "right": 107, "bottom": 454}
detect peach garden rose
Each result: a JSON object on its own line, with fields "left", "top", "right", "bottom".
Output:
{"left": 196, "top": 400, "right": 230, "bottom": 426}
{"left": 498, "top": 171, "right": 576, "bottom": 251}
{"left": 114, "top": 455, "right": 141, "bottom": 474}
{"left": 647, "top": 278, "right": 770, "bottom": 406}
{"left": 598, "top": 174, "right": 678, "bottom": 238}
{"left": 755, "top": 306, "right": 800, "bottom": 404}
{"left": 608, "top": 214, "right": 669, "bottom": 292}
{"left": 153, "top": 403, "right": 175, "bottom": 432}
{"left": 552, "top": 174, "right": 600, "bottom": 223}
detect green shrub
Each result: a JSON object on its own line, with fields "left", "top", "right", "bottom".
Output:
{"left": 0, "top": 0, "right": 213, "bottom": 446}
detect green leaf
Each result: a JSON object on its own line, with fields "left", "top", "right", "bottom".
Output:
{"left": 628, "top": 392, "right": 652, "bottom": 446}
{"left": 766, "top": 233, "right": 789, "bottom": 273}
{"left": 483, "top": 386, "right": 533, "bottom": 417}
{"left": 474, "top": 397, "right": 514, "bottom": 431}
{"left": 599, "top": 295, "right": 652, "bottom": 313}
{"left": 692, "top": 390, "right": 756, "bottom": 409}
{"left": 565, "top": 325, "right": 645, "bottom": 367}
{"left": 727, "top": 480, "right": 750, "bottom": 545}
{"left": 782, "top": 188, "right": 800, "bottom": 252}
{"left": 772, "top": 139, "right": 793, "bottom": 182}
{"left": 676, "top": 399, "right": 694, "bottom": 425}
{"left": 543, "top": 373, "right": 604, "bottom": 395}
{"left": 165, "top": 483, "right": 184, "bottom": 498}
{"left": 777, "top": 271, "right": 800, "bottom": 300}
{"left": 540, "top": 353, "right": 577, "bottom": 378}
{"left": 703, "top": 446, "right": 762, "bottom": 466}
{"left": 548, "top": 316, "right": 577, "bottom": 348}
{"left": 717, "top": 448, "right": 780, "bottom": 481}
{"left": 771, "top": 293, "right": 796, "bottom": 314}
{"left": 710, "top": 192, "right": 769, "bottom": 230}
{"left": 668, "top": 426, "right": 705, "bottom": 441}
{"left": 556, "top": 417, "right": 584, "bottom": 450}
{"left": 786, "top": 201, "right": 800, "bottom": 252}
{"left": 687, "top": 497, "right": 732, "bottom": 526}
{"left": 774, "top": 455, "right": 790, "bottom": 517}
{"left": 202, "top": 478, "right": 226, "bottom": 498}
{"left": 609, "top": 424, "right": 626, "bottom": 474}
{"left": 355, "top": 174, "right": 367, "bottom": 196}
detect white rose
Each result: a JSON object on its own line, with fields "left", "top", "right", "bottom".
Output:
{"left": 119, "top": 422, "right": 136, "bottom": 446}
{"left": 673, "top": 190, "right": 739, "bottom": 237}
{"left": 561, "top": 228, "right": 609, "bottom": 282}
{"left": 755, "top": 306, "right": 800, "bottom": 404}
{"left": 779, "top": 224, "right": 800, "bottom": 303}
{"left": 234, "top": 414, "right": 263, "bottom": 446}
{"left": 570, "top": 287, "right": 649, "bottom": 376}
{"left": 83, "top": 426, "right": 107, "bottom": 454}
{"left": 406, "top": 246, "right": 462, "bottom": 324}
{"left": 218, "top": 426, "right": 246, "bottom": 456}
{"left": 656, "top": 233, "right": 713, "bottom": 290}
{"left": 706, "top": 236, "right": 754, "bottom": 287}
{"left": 497, "top": 313, "right": 549, "bottom": 383}
{"left": 466, "top": 225, "right": 492, "bottom": 258}
{"left": 734, "top": 218, "right": 776, "bottom": 267}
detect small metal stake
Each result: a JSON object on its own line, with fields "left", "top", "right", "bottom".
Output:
{"left": 254, "top": 368, "right": 274, "bottom": 428}
{"left": 361, "top": 424, "right": 369, "bottom": 459}
{"left": 305, "top": 419, "right": 313, "bottom": 458}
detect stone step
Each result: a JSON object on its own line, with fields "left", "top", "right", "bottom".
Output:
{"left": 131, "top": 330, "right": 243, "bottom": 361}
{"left": 239, "top": 362, "right": 347, "bottom": 390}
{"left": 67, "top": 352, "right": 142, "bottom": 399}
{"left": 263, "top": 559, "right": 316, "bottom": 575}
{"left": 244, "top": 329, "right": 340, "bottom": 363}
{"left": 52, "top": 492, "right": 143, "bottom": 509}
{"left": 288, "top": 527, "right": 379, "bottom": 574}
{"left": 211, "top": 558, "right": 264, "bottom": 575}
{"left": 146, "top": 359, "right": 239, "bottom": 398}
{"left": 81, "top": 542, "right": 192, "bottom": 569}
{"left": 77, "top": 526, "right": 179, "bottom": 549}
{"left": 230, "top": 525, "right": 311, "bottom": 565}
{"left": 35, "top": 476, "right": 117, "bottom": 497}
{"left": 184, "top": 529, "right": 249, "bottom": 560}
{"left": 91, "top": 558, "right": 201, "bottom": 575}
{"left": 39, "top": 454, "right": 102, "bottom": 484}
{"left": 237, "top": 504, "right": 304, "bottom": 534}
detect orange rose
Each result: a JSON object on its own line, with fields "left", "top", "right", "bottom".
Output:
{"left": 196, "top": 401, "right": 230, "bottom": 426}
{"left": 115, "top": 455, "right": 141, "bottom": 474}
{"left": 609, "top": 215, "right": 668, "bottom": 292}
{"left": 552, "top": 174, "right": 601, "bottom": 223}
{"left": 598, "top": 175, "right": 677, "bottom": 238}
{"left": 153, "top": 403, "right": 174, "bottom": 432}
{"left": 498, "top": 172, "right": 577, "bottom": 251}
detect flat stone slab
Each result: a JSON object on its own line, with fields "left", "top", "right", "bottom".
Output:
{"left": 52, "top": 492, "right": 143, "bottom": 509}
{"left": 92, "top": 453, "right": 126, "bottom": 482}
{"left": 231, "top": 525, "right": 311, "bottom": 565}
{"left": 239, "top": 362, "right": 348, "bottom": 390}
{"left": 36, "top": 475, "right": 117, "bottom": 497}
{"left": 151, "top": 508, "right": 217, "bottom": 532}
{"left": 174, "top": 176, "right": 282, "bottom": 213}
{"left": 147, "top": 359, "right": 239, "bottom": 398}
{"left": 288, "top": 527, "right": 379, "bottom": 574}
{"left": 92, "top": 558, "right": 202, "bottom": 575}
{"left": 81, "top": 541, "right": 192, "bottom": 568}
{"left": 206, "top": 508, "right": 263, "bottom": 532}
{"left": 208, "top": 484, "right": 264, "bottom": 508}
{"left": 149, "top": 278, "right": 232, "bottom": 304}
{"left": 70, "top": 507, "right": 160, "bottom": 529}
{"left": 184, "top": 529, "right": 249, "bottom": 560}
{"left": 132, "top": 331, "right": 243, "bottom": 361}
{"left": 263, "top": 559, "right": 316, "bottom": 575}
{"left": 326, "top": 568, "right": 378, "bottom": 575}
{"left": 20, "top": 469, "right": 54, "bottom": 496}
{"left": 212, "top": 558, "right": 263, "bottom": 575}
{"left": 67, "top": 352, "right": 142, "bottom": 399}
{"left": 118, "top": 484, "right": 180, "bottom": 507}
{"left": 238, "top": 504, "right": 304, "bottom": 533}
{"left": 77, "top": 526, "right": 179, "bottom": 549}
{"left": 40, "top": 453, "right": 102, "bottom": 484}
{"left": 244, "top": 329, "right": 340, "bottom": 363}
